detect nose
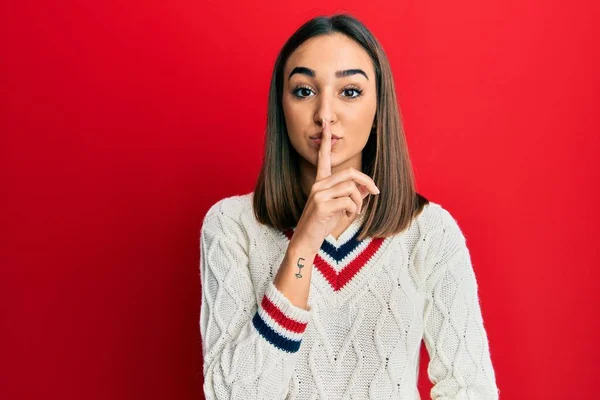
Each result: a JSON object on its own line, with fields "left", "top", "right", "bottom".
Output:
{"left": 314, "top": 87, "right": 336, "bottom": 126}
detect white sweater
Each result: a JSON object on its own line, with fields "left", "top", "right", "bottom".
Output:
{"left": 199, "top": 192, "right": 500, "bottom": 399}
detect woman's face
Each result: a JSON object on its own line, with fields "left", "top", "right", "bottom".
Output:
{"left": 282, "top": 33, "right": 377, "bottom": 176}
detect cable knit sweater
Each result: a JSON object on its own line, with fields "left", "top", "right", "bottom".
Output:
{"left": 199, "top": 192, "right": 499, "bottom": 399}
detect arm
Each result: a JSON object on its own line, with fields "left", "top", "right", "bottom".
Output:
{"left": 423, "top": 209, "right": 500, "bottom": 399}
{"left": 199, "top": 204, "right": 313, "bottom": 400}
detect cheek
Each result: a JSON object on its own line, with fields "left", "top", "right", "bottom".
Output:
{"left": 282, "top": 101, "right": 307, "bottom": 140}
{"left": 346, "top": 110, "right": 375, "bottom": 140}
{"left": 352, "top": 101, "right": 376, "bottom": 123}
{"left": 283, "top": 100, "right": 303, "bottom": 123}
{"left": 282, "top": 111, "right": 302, "bottom": 150}
{"left": 282, "top": 97, "right": 291, "bottom": 123}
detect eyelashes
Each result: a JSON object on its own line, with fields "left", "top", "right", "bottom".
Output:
{"left": 290, "top": 85, "right": 364, "bottom": 100}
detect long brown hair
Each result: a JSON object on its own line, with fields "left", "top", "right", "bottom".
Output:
{"left": 253, "top": 13, "right": 429, "bottom": 241}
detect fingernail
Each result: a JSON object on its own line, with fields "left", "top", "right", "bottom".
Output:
{"left": 375, "top": 187, "right": 381, "bottom": 194}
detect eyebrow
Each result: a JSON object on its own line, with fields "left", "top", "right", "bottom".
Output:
{"left": 288, "top": 66, "right": 369, "bottom": 81}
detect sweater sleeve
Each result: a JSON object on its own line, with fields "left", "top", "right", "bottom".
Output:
{"left": 199, "top": 203, "right": 313, "bottom": 400}
{"left": 422, "top": 208, "right": 500, "bottom": 400}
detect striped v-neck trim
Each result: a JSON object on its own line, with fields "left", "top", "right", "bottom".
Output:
{"left": 320, "top": 213, "right": 365, "bottom": 248}
{"left": 313, "top": 237, "right": 386, "bottom": 291}
{"left": 281, "top": 215, "right": 389, "bottom": 293}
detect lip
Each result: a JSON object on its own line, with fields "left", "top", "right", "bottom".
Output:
{"left": 310, "top": 137, "right": 340, "bottom": 147}
{"left": 309, "top": 132, "right": 341, "bottom": 140}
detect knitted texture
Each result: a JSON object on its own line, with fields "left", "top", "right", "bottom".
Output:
{"left": 199, "top": 192, "right": 499, "bottom": 399}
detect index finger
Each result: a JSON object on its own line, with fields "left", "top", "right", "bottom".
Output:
{"left": 315, "top": 119, "right": 332, "bottom": 181}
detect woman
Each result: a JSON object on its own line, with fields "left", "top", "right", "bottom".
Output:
{"left": 200, "top": 13, "right": 500, "bottom": 400}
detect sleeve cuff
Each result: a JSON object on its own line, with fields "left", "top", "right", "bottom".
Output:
{"left": 251, "top": 280, "right": 312, "bottom": 353}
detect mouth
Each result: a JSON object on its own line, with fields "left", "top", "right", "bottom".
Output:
{"left": 309, "top": 132, "right": 341, "bottom": 140}
{"left": 310, "top": 137, "right": 341, "bottom": 146}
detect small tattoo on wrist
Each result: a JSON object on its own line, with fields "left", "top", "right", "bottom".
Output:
{"left": 295, "top": 257, "right": 305, "bottom": 278}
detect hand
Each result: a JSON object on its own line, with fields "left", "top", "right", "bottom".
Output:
{"left": 292, "top": 119, "right": 380, "bottom": 253}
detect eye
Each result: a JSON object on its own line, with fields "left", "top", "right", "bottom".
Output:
{"left": 291, "top": 85, "right": 364, "bottom": 99}
{"left": 291, "top": 85, "right": 315, "bottom": 99}
{"left": 342, "top": 86, "right": 364, "bottom": 99}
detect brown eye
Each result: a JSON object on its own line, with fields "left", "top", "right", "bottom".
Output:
{"left": 342, "top": 87, "right": 363, "bottom": 98}
{"left": 291, "top": 86, "right": 314, "bottom": 98}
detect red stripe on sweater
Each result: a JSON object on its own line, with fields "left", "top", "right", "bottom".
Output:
{"left": 283, "top": 228, "right": 385, "bottom": 292}
{"left": 261, "top": 293, "right": 308, "bottom": 333}
{"left": 314, "top": 238, "right": 385, "bottom": 291}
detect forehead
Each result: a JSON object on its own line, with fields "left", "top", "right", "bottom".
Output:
{"left": 284, "top": 33, "right": 373, "bottom": 79}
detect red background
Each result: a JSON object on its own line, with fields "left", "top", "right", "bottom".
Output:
{"left": 2, "top": 1, "right": 599, "bottom": 399}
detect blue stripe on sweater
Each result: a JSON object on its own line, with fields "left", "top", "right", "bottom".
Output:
{"left": 320, "top": 230, "right": 363, "bottom": 262}
{"left": 252, "top": 312, "right": 302, "bottom": 353}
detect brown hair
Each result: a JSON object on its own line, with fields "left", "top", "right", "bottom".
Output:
{"left": 253, "top": 13, "right": 429, "bottom": 241}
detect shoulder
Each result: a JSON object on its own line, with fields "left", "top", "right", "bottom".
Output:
{"left": 202, "top": 191, "right": 254, "bottom": 224}
{"left": 200, "top": 191, "right": 255, "bottom": 241}
{"left": 416, "top": 200, "right": 468, "bottom": 259}
{"left": 417, "top": 201, "right": 464, "bottom": 235}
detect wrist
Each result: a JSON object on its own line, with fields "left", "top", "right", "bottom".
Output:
{"left": 287, "top": 238, "right": 319, "bottom": 260}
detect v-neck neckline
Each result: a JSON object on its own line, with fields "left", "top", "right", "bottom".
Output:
{"left": 276, "top": 213, "right": 395, "bottom": 307}
{"left": 311, "top": 213, "right": 366, "bottom": 248}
